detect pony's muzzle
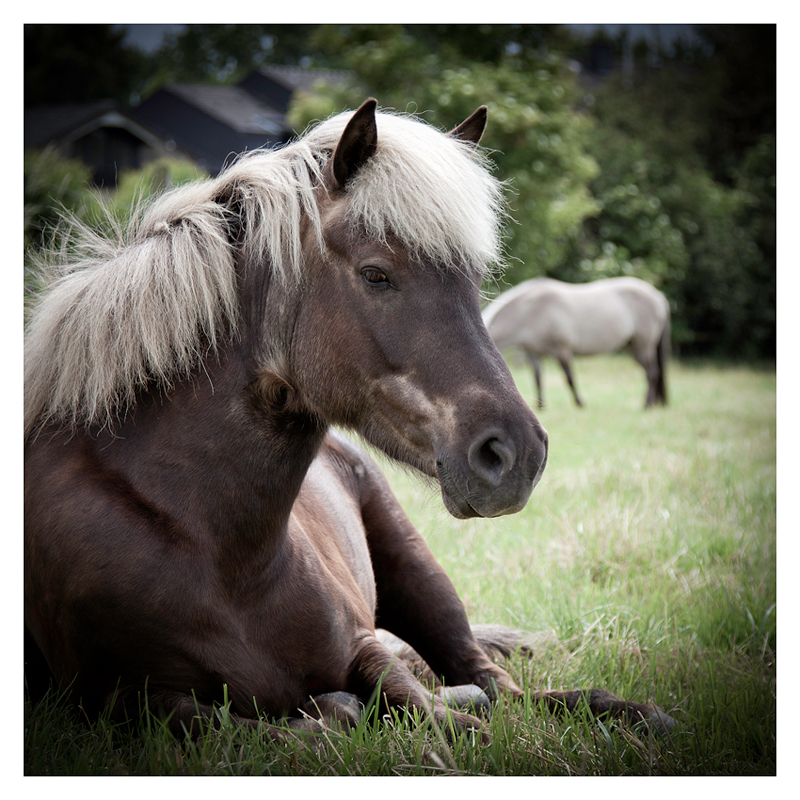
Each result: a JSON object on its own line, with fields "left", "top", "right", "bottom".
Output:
{"left": 439, "top": 424, "right": 548, "bottom": 519}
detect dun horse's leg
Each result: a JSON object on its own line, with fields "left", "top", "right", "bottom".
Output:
{"left": 640, "top": 357, "right": 658, "bottom": 407}
{"left": 649, "top": 357, "right": 665, "bottom": 407}
{"left": 526, "top": 353, "right": 545, "bottom": 409}
{"left": 631, "top": 346, "right": 660, "bottom": 408}
{"left": 558, "top": 357, "right": 583, "bottom": 407}
{"left": 646, "top": 372, "right": 658, "bottom": 407}
{"left": 359, "top": 465, "right": 521, "bottom": 701}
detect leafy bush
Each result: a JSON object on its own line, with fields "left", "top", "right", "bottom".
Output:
{"left": 113, "top": 158, "right": 208, "bottom": 212}
{"left": 24, "top": 148, "right": 96, "bottom": 250}
{"left": 24, "top": 151, "right": 207, "bottom": 307}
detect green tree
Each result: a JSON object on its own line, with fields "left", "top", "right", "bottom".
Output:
{"left": 576, "top": 126, "right": 690, "bottom": 283}
{"left": 425, "top": 61, "right": 600, "bottom": 285}
{"left": 142, "top": 24, "right": 324, "bottom": 93}
{"left": 692, "top": 25, "right": 776, "bottom": 184}
{"left": 289, "top": 25, "right": 600, "bottom": 283}
{"left": 112, "top": 158, "right": 208, "bottom": 211}
{"left": 24, "top": 24, "right": 149, "bottom": 106}
{"left": 584, "top": 28, "right": 775, "bottom": 357}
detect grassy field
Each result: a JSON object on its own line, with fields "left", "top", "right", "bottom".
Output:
{"left": 23, "top": 355, "right": 777, "bottom": 777}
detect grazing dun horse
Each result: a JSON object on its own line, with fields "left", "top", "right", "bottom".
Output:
{"left": 25, "top": 101, "right": 674, "bottom": 740}
{"left": 484, "top": 276, "right": 671, "bottom": 409}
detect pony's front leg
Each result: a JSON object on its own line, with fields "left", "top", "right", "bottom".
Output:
{"left": 288, "top": 691, "right": 364, "bottom": 733}
{"left": 348, "top": 635, "right": 487, "bottom": 741}
{"left": 118, "top": 688, "right": 289, "bottom": 741}
{"left": 127, "top": 687, "right": 365, "bottom": 741}
{"left": 531, "top": 688, "right": 677, "bottom": 735}
{"left": 359, "top": 466, "right": 522, "bottom": 702}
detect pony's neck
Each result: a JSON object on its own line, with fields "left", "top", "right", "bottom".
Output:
{"left": 98, "top": 339, "right": 327, "bottom": 580}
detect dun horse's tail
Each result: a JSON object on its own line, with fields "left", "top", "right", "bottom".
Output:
{"left": 376, "top": 624, "right": 545, "bottom": 686}
{"left": 656, "top": 311, "right": 671, "bottom": 405}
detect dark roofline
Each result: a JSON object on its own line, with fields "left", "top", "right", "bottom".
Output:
{"left": 162, "top": 83, "right": 287, "bottom": 135}
{"left": 25, "top": 100, "right": 167, "bottom": 151}
{"left": 129, "top": 86, "right": 288, "bottom": 174}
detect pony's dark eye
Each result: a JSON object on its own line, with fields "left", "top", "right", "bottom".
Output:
{"left": 361, "top": 267, "right": 392, "bottom": 288}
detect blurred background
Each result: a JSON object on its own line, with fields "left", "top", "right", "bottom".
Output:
{"left": 23, "top": 23, "right": 776, "bottom": 361}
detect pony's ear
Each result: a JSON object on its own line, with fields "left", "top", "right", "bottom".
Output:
{"left": 327, "top": 98, "right": 379, "bottom": 190}
{"left": 448, "top": 106, "right": 488, "bottom": 146}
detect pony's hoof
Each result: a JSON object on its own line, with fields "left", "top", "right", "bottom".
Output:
{"left": 647, "top": 705, "right": 678, "bottom": 736}
{"left": 438, "top": 684, "right": 492, "bottom": 714}
{"left": 298, "top": 691, "right": 364, "bottom": 729}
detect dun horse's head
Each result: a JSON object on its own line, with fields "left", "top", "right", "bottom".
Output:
{"left": 272, "top": 100, "right": 548, "bottom": 518}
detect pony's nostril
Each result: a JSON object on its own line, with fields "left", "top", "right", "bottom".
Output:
{"left": 480, "top": 439, "right": 504, "bottom": 471}
{"left": 470, "top": 435, "right": 513, "bottom": 485}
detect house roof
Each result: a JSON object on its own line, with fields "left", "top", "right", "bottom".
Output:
{"left": 25, "top": 100, "right": 114, "bottom": 147}
{"left": 129, "top": 83, "right": 290, "bottom": 174}
{"left": 24, "top": 66, "right": 356, "bottom": 177}
{"left": 165, "top": 83, "right": 285, "bottom": 136}
{"left": 25, "top": 100, "right": 164, "bottom": 151}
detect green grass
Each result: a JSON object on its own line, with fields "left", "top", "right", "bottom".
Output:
{"left": 24, "top": 355, "right": 776, "bottom": 775}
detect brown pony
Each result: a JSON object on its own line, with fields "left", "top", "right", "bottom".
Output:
{"left": 25, "top": 100, "right": 673, "bottom": 740}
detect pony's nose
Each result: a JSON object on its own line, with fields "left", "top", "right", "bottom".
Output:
{"left": 468, "top": 430, "right": 516, "bottom": 488}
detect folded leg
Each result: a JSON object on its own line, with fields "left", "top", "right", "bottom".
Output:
{"left": 356, "top": 454, "right": 521, "bottom": 700}
{"left": 532, "top": 688, "right": 677, "bottom": 734}
{"left": 347, "top": 634, "right": 487, "bottom": 740}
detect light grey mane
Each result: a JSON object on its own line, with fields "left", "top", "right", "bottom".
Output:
{"left": 24, "top": 107, "right": 507, "bottom": 437}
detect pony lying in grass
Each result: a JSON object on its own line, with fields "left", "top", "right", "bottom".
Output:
{"left": 25, "top": 100, "right": 674, "bottom": 741}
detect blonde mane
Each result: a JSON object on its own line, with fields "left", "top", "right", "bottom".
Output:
{"left": 24, "top": 107, "right": 507, "bottom": 437}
